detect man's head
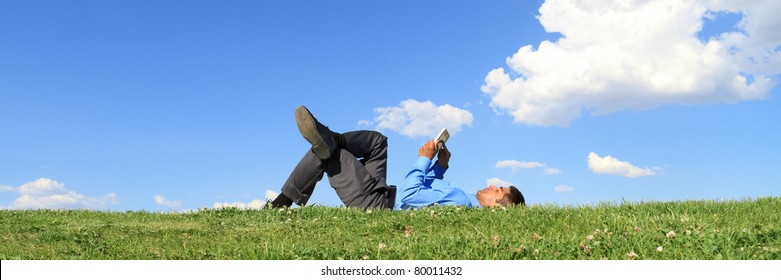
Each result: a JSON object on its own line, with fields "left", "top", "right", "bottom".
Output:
{"left": 476, "top": 185, "right": 525, "bottom": 207}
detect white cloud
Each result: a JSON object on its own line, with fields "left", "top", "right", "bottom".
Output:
{"left": 212, "top": 189, "right": 278, "bottom": 210}
{"left": 544, "top": 168, "right": 562, "bottom": 175}
{"left": 496, "top": 160, "right": 544, "bottom": 170}
{"left": 154, "top": 195, "right": 181, "bottom": 207}
{"left": 587, "top": 152, "right": 656, "bottom": 178}
{"left": 3, "top": 178, "right": 118, "bottom": 209}
{"left": 0, "top": 185, "right": 15, "bottom": 192}
{"left": 482, "top": 0, "right": 778, "bottom": 126}
{"left": 213, "top": 199, "right": 266, "bottom": 210}
{"left": 265, "top": 190, "right": 279, "bottom": 201}
{"left": 486, "top": 177, "right": 514, "bottom": 188}
{"left": 708, "top": 1, "right": 781, "bottom": 76}
{"left": 357, "top": 119, "right": 373, "bottom": 127}
{"left": 496, "top": 159, "right": 562, "bottom": 175}
{"left": 554, "top": 185, "right": 574, "bottom": 192}
{"left": 360, "top": 99, "right": 474, "bottom": 138}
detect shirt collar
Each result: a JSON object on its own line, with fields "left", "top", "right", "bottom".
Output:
{"left": 468, "top": 193, "right": 482, "bottom": 208}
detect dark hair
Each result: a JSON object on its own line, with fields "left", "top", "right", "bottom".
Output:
{"left": 498, "top": 186, "right": 525, "bottom": 206}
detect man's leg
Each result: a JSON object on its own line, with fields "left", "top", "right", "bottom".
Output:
{"left": 325, "top": 148, "right": 391, "bottom": 208}
{"left": 277, "top": 150, "right": 325, "bottom": 207}
{"left": 277, "top": 106, "right": 391, "bottom": 208}
{"left": 343, "top": 130, "right": 387, "bottom": 180}
{"left": 273, "top": 105, "right": 336, "bottom": 207}
{"left": 277, "top": 145, "right": 390, "bottom": 208}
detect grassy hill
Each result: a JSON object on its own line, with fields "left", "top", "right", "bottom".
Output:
{"left": 1, "top": 197, "right": 779, "bottom": 260}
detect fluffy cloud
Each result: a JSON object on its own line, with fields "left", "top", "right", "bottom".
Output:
{"left": 360, "top": 99, "right": 473, "bottom": 138}
{"left": 213, "top": 190, "right": 278, "bottom": 210}
{"left": 544, "top": 168, "right": 562, "bottom": 175}
{"left": 482, "top": 0, "right": 779, "bottom": 126}
{"left": 213, "top": 200, "right": 266, "bottom": 210}
{"left": 587, "top": 152, "right": 656, "bottom": 178}
{"left": 496, "top": 160, "right": 544, "bottom": 170}
{"left": 486, "top": 177, "right": 514, "bottom": 188}
{"left": 708, "top": 1, "right": 781, "bottom": 76}
{"left": 496, "top": 159, "right": 561, "bottom": 175}
{"left": 2, "top": 178, "right": 118, "bottom": 209}
{"left": 154, "top": 195, "right": 181, "bottom": 207}
{"left": 554, "top": 185, "right": 574, "bottom": 192}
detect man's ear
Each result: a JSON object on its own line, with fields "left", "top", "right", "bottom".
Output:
{"left": 492, "top": 193, "right": 508, "bottom": 206}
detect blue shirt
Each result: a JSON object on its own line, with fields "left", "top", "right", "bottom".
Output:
{"left": 395, "top": 156, "right": 482, "bottom": 209}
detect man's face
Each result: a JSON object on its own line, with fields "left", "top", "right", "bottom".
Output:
{"left": 476, "top": 185, "right": 512, "bottom": 207}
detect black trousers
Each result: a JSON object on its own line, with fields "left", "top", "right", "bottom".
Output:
{"left": 280, "top": 130, "right": 395, "bottom": 208}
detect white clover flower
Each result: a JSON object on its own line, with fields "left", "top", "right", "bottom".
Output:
{"left": 580, "top": 243, "right": 592, "bottom": 254}
{"left": 656, "top": 246, "right": 664, "bottom": 253}
{"left": 586, "top": 235, "right": 595, "bottom": 241}
{"left": 666, "top": 230, "right": 676, "bottom": 239}
{"left": 627, "top": 251, "right": 638, "bottom": 260}
{"left": 492, "top": 235, "right": 501, "bottom": 246}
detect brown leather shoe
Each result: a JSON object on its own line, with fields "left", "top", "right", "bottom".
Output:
{"left": 294, "top": 106, "right": 336, "bottom": 160}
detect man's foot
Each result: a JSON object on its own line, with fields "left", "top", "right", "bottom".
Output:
{"left": 295, "top": 106, "right": 336, "bottom": 160}
{"left": 261, "top": 190, "right": 280, "bottom": 209}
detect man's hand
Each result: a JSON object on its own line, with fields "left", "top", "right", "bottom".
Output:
{"left": 418, "top": 140, "right": 437, "bottom": 160}
{"left": 437, "top": 143, "right": 451, "bottom": 168}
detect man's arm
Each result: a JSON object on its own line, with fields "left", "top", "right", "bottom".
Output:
{"left": 397, "top": 140, "right": 448, "bottom": 208}
{"left": 431, "top": 143, "right": 450, "bottom": 179}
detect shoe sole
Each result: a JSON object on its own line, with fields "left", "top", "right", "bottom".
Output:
{"left": 295, "top": 106, "right": 331, "bottom": 160}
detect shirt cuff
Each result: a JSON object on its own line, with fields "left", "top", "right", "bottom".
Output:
{"left": 415, "top": 156, "right": 432, "bottom": 172}
{"left": 432, "top": 162, "right": 447, "bottom": 177}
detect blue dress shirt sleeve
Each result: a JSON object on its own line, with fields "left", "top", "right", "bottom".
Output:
{"left": 398, "top": 157, "right": 444, "bottom": 208}
{"left": 427, "top": 160, "right": 447, "bottom": 180}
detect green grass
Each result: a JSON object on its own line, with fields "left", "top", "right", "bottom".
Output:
{"left": 1, "top": 197, "right": 779, "bottom": 260}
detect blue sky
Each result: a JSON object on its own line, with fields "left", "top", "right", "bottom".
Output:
{"left": 1, "top": 0, "right": 779, "bottom": 211}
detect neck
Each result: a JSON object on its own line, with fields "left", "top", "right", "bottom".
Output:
{"left": 477, "top": 196, "right": 491, "bottom": 208}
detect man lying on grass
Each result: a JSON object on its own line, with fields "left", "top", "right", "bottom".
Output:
{"left": 267, "top": 106, "right": 525, "bottom": 210}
